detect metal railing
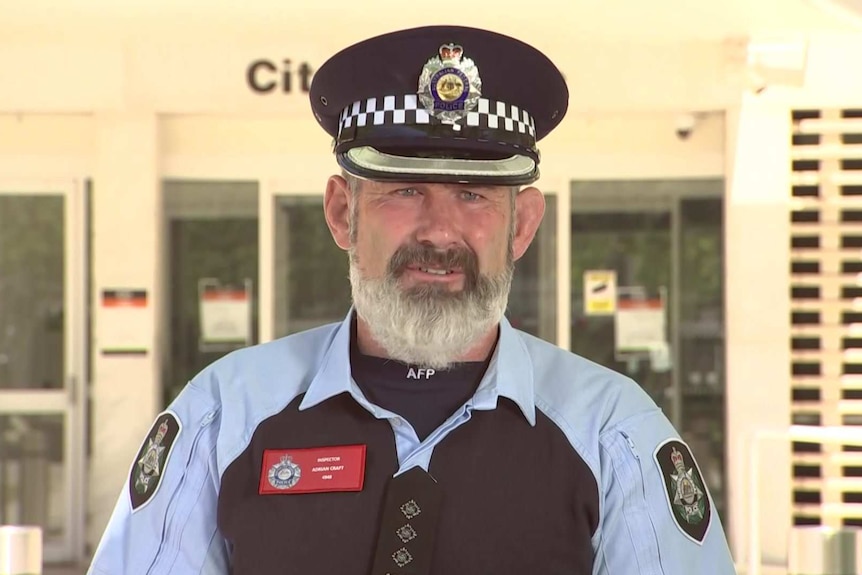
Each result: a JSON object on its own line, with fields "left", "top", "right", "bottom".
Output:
{"left": 747, "top": 425, "right": 862, "bottom": 575}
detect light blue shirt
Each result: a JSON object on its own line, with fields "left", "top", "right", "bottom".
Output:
{"left": 88, "top": 309, "right": 738, "bottom": 574}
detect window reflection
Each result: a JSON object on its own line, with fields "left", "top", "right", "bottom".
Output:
{"left": 274, "top": 196, "right": 351, "bottom": 338}
{"left": 0, "top": 196, "right": 64, "bottom": 390}
{"left": 508, "top": 195, "right": 557, "bottom": 343}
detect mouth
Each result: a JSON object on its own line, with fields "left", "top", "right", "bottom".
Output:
{"left": 404, "top": 264, "right": 464, "bottom": 280}
{"left": 406, "top": 264, "right": 462, "bottom": 275}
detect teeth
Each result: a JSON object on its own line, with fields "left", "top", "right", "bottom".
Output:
{"left": 420, "top": 267, "right": 449, "bottom": 275}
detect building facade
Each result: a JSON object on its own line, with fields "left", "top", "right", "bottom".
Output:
{"left": 1, "top": 10, "right": 862, "bottom": 571}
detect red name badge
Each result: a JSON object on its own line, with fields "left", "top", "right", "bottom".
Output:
{"left": 259, "top": 444, "right": 366, "bottom": 495}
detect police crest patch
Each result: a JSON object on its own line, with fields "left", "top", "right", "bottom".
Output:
{"left": 129, "top": 410, "right": 181, "bottom": 512}
{"left": 653, "top": 438, "right": 712, "bottom": 544}
{"left": 267, "top": 455, "right": 302, "bottom": 490}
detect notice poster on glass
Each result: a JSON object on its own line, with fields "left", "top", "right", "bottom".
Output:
{"left": 583, "top": 270, "right": 617, "bottom": 316}
{"left": 614, "top": 288, "right": 667, "bottom": 354}
{"left": 199, "top": 279, "right": 252, "bottom": 348}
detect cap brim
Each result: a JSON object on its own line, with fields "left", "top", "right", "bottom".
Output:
{"left": 338, "top": 146, "right": 539, "bottom": 185}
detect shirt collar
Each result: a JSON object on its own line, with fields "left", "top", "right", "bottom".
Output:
{"left": 472, "top": 314, "right": 536, "bottom": 426}
{"left": 298, "top": 308, "right": 536, "bottom": 426}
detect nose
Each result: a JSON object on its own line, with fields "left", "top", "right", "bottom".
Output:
{"left": 414, "top": 190, "right": 461, "bottom": 248}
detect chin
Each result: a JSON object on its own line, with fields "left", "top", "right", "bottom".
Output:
{"left": 399, "top": 278, "right": 462, "bottom": 294}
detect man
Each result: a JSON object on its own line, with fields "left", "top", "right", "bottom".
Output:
{"left": 88, "top": 25, "right": 737, "bottom": 574}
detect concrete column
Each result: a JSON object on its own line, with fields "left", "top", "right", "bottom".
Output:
{"left": 87, "top": 112, "right": 162, "bottom": 551}
{"left": 725, "top": 96, "right": 792, "bottom": 567}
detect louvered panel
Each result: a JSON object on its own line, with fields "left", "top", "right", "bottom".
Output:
{"left": 790, "top": 173, "right": 862, "bottom": 186}
{"left": 795, "top": 477, "right": 862, "bottom": 490}
{"left": 791, "top": 324, "right": 862, "bottom": 338}
{"left": 840, "top": 375, "right": 862, "bottom": 390}
{"left": 793, "top": 452, "right": 862, "bottom": 465}
{"left": 789, "top": 274, "right": 862, "bottom": 285}
{"left": 792, "top": 198, "right": 862, "bottom": 209}
{"left": 791, "top": 173, "right": 823, "bottom": 186}
{"left": 795, "top": 118, "right": 862, "bottom": 134}
{"left": 792, "top": 145, "right": 862, "bottom": 160}
{"left": 790, "top": 108, "right": 862, "bottom": 528}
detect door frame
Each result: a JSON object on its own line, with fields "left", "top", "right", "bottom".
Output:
{"left": 0, "top": 179, "right": 88, "bottom": 563}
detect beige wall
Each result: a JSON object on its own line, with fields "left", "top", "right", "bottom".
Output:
{"left": 0, "top": 115, "right": 94, "bottom": 177}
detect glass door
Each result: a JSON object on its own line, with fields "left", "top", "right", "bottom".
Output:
{"left": 163, "top": 180, "right": 259, "bottom": 406}
{"left": 0, "top": 181, "right": 87, "bottom": 562}
{"left": 272, "top": 194, "right": 352, "bottom": 339}
{"left": 570, "top": 178, "right": 727, "bottom": 524}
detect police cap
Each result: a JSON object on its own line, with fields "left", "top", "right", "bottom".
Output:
{"left": 309, "top": 25, "right": 568, "bottom": 185}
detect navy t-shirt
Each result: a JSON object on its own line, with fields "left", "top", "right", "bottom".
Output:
{"left": 349, "top": 317, "right": 492, "bottom": 440}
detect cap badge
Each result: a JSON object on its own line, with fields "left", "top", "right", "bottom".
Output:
{"left": 418, "top": 43, "right": 482, "bottom": 124}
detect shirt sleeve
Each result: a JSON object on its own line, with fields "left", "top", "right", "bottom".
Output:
{"left": 593, "top": 409, "right": 738, "bottom": 575}
{"left": 87, "top": 383, "right": 228, "bottom": 575}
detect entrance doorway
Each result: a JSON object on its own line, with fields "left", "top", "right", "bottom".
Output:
{"left": 0, "top": 180, "right": 88, "bottom": 562}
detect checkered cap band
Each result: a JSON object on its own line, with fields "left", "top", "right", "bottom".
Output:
{"left": 336, "top": 94, "right": 538, "bottom": 155}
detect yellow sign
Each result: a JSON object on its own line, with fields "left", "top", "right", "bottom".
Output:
{"left": 584, "top": 270, "right": 617, "bottom": 315}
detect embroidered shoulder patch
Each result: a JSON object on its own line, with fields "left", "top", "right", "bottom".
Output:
{"left": 129, "top": 410, "right": 182, "bottom": 512}
{"left": 653, "top": 438, "right": 712, "bottom": 544}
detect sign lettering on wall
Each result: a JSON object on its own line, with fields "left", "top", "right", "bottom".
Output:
{"left": 246, "top": 59, "right": 315, "bottom": 94}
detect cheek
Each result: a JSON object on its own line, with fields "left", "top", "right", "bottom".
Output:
{"left": 492, "top": 235, "right": 511, "bottom": 268}
{"left": 355, "top": 224, "right": 402, "bottom": 274}
{"left": 472, "top": 227, "right": 511, "bottom": 271}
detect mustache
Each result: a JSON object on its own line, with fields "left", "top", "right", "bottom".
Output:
{"left": 387, "top": 243, "right": 480, "bottom": 287}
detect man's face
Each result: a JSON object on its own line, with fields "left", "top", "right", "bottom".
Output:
{"left": 324, "top": 174, "right": 545, "bottom": 369}
{"left": 345, "top": 180, "right": 516, "bottom": 369}
{"left": 349, "top": 180, "right": 515, "bottom": 294}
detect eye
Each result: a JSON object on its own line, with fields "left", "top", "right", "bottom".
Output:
{"left": 395, "top": 188, "right": 419, "bottom": 197}
{"left": 460, "top": 190, "right": 482, "bottom": 201}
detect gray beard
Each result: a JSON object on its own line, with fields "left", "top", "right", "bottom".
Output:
{"left": 348, "top": 252, "right": 514, "bottom": 370}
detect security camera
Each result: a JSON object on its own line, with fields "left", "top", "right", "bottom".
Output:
{"left": 675, "top": 113, "right": 697, "bottom": 140}
{"left": 747, "top": 68, "right": 768, "bottom": 95}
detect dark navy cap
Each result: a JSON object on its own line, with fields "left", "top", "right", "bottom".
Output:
{"left": 309, "top": 25, "right": 568, "bottom": 185}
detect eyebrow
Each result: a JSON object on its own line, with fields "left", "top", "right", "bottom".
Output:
{"left": 380, "top": 183, "right": 498, "bottom": 191}
{"left": 377, "top": 183, "right": 508, "bottom": 197}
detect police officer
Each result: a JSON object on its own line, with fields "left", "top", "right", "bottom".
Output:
{"left": 88, "top": 25, "right": 738, "bottom": 574}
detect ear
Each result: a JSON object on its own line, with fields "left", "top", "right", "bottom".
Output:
{"left": 323, "top": 175, "right": 352, "bottom": 251}
{"left": 511, "top": 186, "right": 545, "bottom": 261}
